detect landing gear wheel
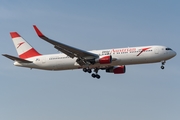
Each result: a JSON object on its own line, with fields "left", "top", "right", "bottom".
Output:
{"left": 87, "top": 69, "right": 92, "bottom": 73}
{"left": 161, "top": 66, "right": 164, "bottom": 69}
{"left": 91, "top": 73, "right": 101, "bottom": 79}
{"left": 83, "top": 68, "right": 92, "bottom": 73}
{"left": 96, "top": 74, "right": 100, "bottom": 79}
{"left": 83, "top": 68, "right": 87, "bottom": 72}
{"left": 92, "top": 73, "right": 96, "bottom": 78}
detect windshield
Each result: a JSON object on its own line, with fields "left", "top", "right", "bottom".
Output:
{"left": 166, "top": 48, "right": 172, "bottom": 50}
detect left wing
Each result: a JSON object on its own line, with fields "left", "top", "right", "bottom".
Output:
{"left": 33, "top": 25, "right": 99, "bottom": 58}
{"left": 33, "top": 25, "right": 99, "bottom": 66}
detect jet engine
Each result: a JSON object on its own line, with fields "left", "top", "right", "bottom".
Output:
{"left": 95, "top": 55, "right": 112, "bottom": 64}
{"left": 106, "top": 65, "right": 126, "bottom": 74}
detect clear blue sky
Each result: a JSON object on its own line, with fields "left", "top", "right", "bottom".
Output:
{"left": 0, "top": 0, "right": 180, "bottom": 120}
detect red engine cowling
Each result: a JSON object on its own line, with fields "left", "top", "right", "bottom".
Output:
{"left": 106, "top": 65, "right": 126, "bottom": 74}
{"left": 96, "top": 55, "right": 112, "bottom": 64}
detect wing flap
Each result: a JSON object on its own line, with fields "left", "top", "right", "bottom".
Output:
{"left": 2, "top": 54, "right": 32, "bottom": 63}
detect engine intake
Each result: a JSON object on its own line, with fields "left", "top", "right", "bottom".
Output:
{"left": 95, "top": 55, "right": 112, "bottom": 64}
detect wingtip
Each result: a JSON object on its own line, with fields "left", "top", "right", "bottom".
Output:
{"left": 10, "top": 32, "right": 21, "bottom": 38}
{"left": 33, "top": 25, "right": 44, "bottom": 37}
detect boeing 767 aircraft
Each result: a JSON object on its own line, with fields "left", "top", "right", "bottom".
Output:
{"left": 2, "top": 25, "right": 176, "bottom": 79}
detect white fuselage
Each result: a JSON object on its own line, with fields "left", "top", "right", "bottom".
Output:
{"left": 14, "top": 45, "right": 176, "bottom": 70}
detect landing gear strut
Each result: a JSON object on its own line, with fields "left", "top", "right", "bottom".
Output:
{"left": 91, "top": 68, "right": 100, "bottom": 79}
{"left": 161, "top": 61, "right": 166, "bottom": 69}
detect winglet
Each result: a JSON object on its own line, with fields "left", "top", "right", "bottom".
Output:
{"left": 10, "top": 32, "right": 21, "bottom": 38}
{"left": 33, "top": 25, "right": 44, "bottom": 37}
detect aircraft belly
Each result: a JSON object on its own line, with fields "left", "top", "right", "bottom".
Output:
{"left": 44, "top": 59, "right": 77, "bottom": 70}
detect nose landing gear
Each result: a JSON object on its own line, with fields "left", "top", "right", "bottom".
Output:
{"left": 161, "top": 66, "right": 164, "bottom": 69}
{"left": 161, "top": 61, "right": 166, "bottom": 69}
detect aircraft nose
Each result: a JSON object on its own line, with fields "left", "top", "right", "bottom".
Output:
{"left": 173, "top": 51, "right": 177, "bottom": 56}
{"left": 172, "top": 51, "right": 177, "bottom": 57}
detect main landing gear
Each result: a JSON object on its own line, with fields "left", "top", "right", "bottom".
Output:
{"left": 161, "top": 61, "right": 166, "bottom": 69}
{"left": 83, "top": 68, "right": 92, "bottom": 73}
{"left": 91, "top": 68, "right": 100, "bottom": 79}
{"left": 83, "top": 68, "right": 101, "bottom": 79}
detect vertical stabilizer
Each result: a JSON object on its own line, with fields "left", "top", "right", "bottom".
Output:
{"left": 10, "top": 32, "right": 41, "bottom": 59}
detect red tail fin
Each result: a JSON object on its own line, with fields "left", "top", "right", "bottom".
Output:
{"left": 10, "top": 32, "right": 41, "bottom": 59}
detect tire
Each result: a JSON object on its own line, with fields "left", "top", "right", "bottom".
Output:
{"left": 96, "top": 75, "right": 100, "bottom": 79}
{"left": 161, "top": 66, "right": 164, "bottom": 69}
{"left": 83, "top": 68, "right": 87, "bottom": 72}
{"left": 88, "top": 69, "right": 92, "bottom": 73}
{"left": 92, "top": 73, "right": 96, "bottom": 78}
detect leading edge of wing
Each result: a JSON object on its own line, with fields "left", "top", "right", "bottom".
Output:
{"left": 33, "top": 25, "right": 99, "bottom": 59}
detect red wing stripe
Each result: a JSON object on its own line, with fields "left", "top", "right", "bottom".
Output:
{"left": 10, "top": 32, "right": 21, "bottom": 38}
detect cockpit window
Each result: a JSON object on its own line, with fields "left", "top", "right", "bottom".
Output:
{"left": 166, "top": 48, "right": 172, "bottom": 50}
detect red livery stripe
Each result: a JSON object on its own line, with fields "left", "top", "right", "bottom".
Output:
{"left": 137, "top": 47, "right": 151, "bottom": 56}
{"left": 10, "top": 32, "right": 21, "bottom": 38}
{"left": 19, "top": 48, "right": 41, "bottom": 59}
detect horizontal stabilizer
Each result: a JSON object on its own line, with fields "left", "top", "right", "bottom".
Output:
{"left": 2, "top": 54, "right": 32, "bottom": 63}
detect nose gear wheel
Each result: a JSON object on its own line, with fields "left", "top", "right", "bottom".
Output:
{"left": 161, "top": 61, "right": 166, "bottom": 69}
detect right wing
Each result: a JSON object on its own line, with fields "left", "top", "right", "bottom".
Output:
{"left": 2, "top": 54, "right": 32, "bottom": 63}
{"left": 33, "top": 25, "right": 99, "bottom": 66}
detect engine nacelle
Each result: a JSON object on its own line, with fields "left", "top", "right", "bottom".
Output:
{"left": 106, "top": 65, "right": 126, "bottom": 74}
{"left": 95, "top": 55, "right": 112, "bottom": 64}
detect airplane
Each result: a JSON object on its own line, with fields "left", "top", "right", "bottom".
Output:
{"left": 2, "top": 25, "right": 176, "bottom": 79}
